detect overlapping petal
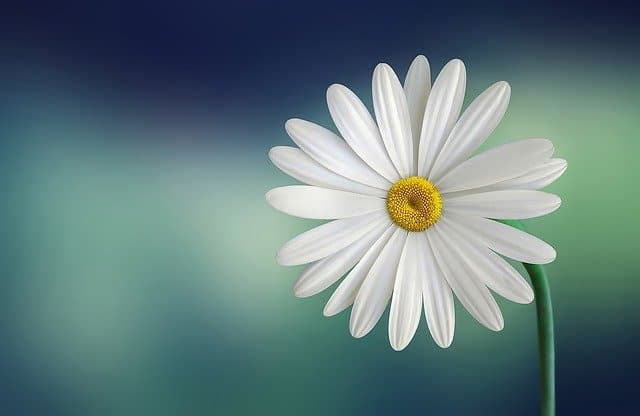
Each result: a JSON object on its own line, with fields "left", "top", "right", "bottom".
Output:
{"left": 430, "top": 81, "right": 511, "bottom": 180}
{"left": 350, "top": 228, "right": 407, "bottom": 338}
{"left": 418, "top": 233, "right": 455, "bottom": 348}
{"left": 445, "top": 211, "right": 556, "bottom": 264}
{"left": 441, "top": 217, "right": 533, "bottom": 304}
{"left": 327, "top": 84, "right": 400, "bottom": 182}
{"left": 428, "top": 223, "right": 504, "bottom": 331}
{"left": 485, "top": 158, "right": 567, "bottom": 191}
{"left": 436, "top": 139, "right": 554, "bottom": 193}
{"left": 373, "top": 63, "right": 414, "bottom": 177}
{"left": 403, "top": 55, "right": 431, "bottom": 173}
{"left": 417, "top": 59, "right": 466, "bottom": 177}
{"left": 269, "top": 146, "right": 387, "bottom": 197}
{"left": 388, "top": 232, "right": 423, "bottom": 350}
{"left": 324, "top": 226, "right": 397, "bottom": 316}
{"left": 293, "top": 223, "right": 391, "bottom": 298}
{"left": 276, "top": 210, "right": 389, "bottom": 266}
{"left": 266, "top": 186, "right": 385, "bottom": 219}
{"left": 444, "top": 190, "right": 561, "bottom": 219}
{"left": 285, "top": 118, "right": 391, "bottom": 189}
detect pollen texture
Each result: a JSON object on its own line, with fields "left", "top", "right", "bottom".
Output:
{"left": 386, "top": 176, "right": 442, "bottom": 232}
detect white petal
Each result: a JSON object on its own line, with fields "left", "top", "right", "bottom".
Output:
{"left": 444, "top": 211, "right": 556, "bottom": 264}
{"left": 488, "top": 158, "right": 568, "bottom": 191}
{"left": 350, "top": 228, "right": 407, "bottom": 338}
{"left": 404, "top": 55, "right": 431, "bottom": 173}
{"left": 327, "top": 84, "right": 400, "bottom": 182}
{"left": 444, "top": 190, "right": 561, "bottom": 219}
{"left": 388, "top": 232, "right": 422, "bottom": 350}
{"left": 417, "top": 233, "right": 455, "bottom": 348}
{"left": 293, "top": 222, "right": 390, "bottom": 298}
{"left": 440, "top": 217, "right": 533, "bottom": 304}
{"left": 269, "top": 146, "right": 387, "bottom": 197}
{"left": 324, "top": 226, "right": 397, "bottom": 316}
{"left": 427, "top": 223, "right": 504, "bottom": 331}
{"left": 437, "top": 139, "right": 554, "bottom": 193}
{"left": 430, "top": 81, "right": 511, "bottom": 180}
{"left": 266, "top": 186, "right": 385, "bottom": 219}
{"left": 285, "top": 119, "right": 391, "bottom": 189}
{"left": 372, "top": 63, "right": 414, "bottom": 177}
{"left": 277, "top": 211, "right": 389, "bottom": 266}
{"left": 417, "top": 59, "right": 466, "bottom": 177}
{"left": 485, "top": 251, "right": 534, "bottom": 303}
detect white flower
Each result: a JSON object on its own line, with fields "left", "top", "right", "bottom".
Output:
{"left": 266, "top": 56, "right": 566, "bottom": 350}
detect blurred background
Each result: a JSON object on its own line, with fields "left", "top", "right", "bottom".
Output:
{"left": 2, "top": 1, "right": 639, "bottom": 414}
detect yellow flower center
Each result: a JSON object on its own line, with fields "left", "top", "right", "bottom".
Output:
{"left": 386, "top": 176, "right": 442, "bottom": 232}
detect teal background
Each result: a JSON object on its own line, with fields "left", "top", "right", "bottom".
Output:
{"left": 2, "top": 1, "right": 639, "bottom": 414}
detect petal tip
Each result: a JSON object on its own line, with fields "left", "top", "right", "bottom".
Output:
{"left": 495, "top": 80, "right": 511, "bottom": 92}
{"left": 350, "top": 327, "right": 367, "bottom": 339}
{"left": 556, "top": 159, "right": 568, "bottom": 174}
{"left": 276, "top": 249, "right": 295, "bottom": 267}
{"left": 490, "top": 319, "right": 505, "bottom": 332}
{"left": 284, "top": 118, "right": 303, "bottom": 137}
{"left": 267, "top": 146, "right": 281, "bottom": 163}
{"left": 322, "top": 304, "right": 337, "bottom": 317}
{"left": 435, "top": 337, "right": 453, "bottom": 348}
{"left": 432, "top": 328, "right": 454, "bottom": 348}
{"left": 540, "top": 247, "right": 557, "bottom": 264}
{"left": 390, "top": 339, "right": 408, "bottom": 351}
{"left": 489, "top": 81, "right": 511, "bottom": 102}
{"left": 292, "top": 279, "right": 308, "bottom": 298}
{"left": 349, "top": 316, "right": 369, "bottom": 338}
{"left": 265, "top": 189, "right": 274, "bottom": 203}
{"left": 524, "top": 292, "right": 535, "bottom": 304}
{"left": 412, "top": 54, "right": 428, "bottom": 64}
{"left": 326, "top": 83, "right": 346, "bottom": 98}
{"left": 447, "top": 58, "right": 466, "bottom": 73}
{"left": 374, "top": 62, "right": 391, "bottom": 72}
{"left": 389, "top": 328, "right": 410, "bottom": 351}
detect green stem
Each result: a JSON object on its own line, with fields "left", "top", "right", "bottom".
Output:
{"left": 502, "top": 220, "right": 555, "bottom": 416}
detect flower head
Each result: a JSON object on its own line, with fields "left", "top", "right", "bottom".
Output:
{"left": 266, "top": 56, "right": 566, "bottom": 350}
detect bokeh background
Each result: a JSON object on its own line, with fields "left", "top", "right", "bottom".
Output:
{"left": 2, "top": 1, "right": 639, "bottom": 414}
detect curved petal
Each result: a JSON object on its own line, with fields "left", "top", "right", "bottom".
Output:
{"left": 487, "top": 158, "right": 568, "bottom": 191}
{"left": 404, "top": 55, "right": 431, "bottom": 173}
{"left": 441, "top": 217, "right": 533, "bottom": 304}
{"left": 373, "top": 63, "right": 414, "bottom": 177}
{"left": 269, "top": 146, "right": 387, "bottom": 197}
{"left": 427, "top": 223, "right": 504, "bottom": 331}
{"left": 285, "top": 119, "right": 391, "bottom": 189}
{"left": 350, "top": 228, "right": 407, "bottom": 338}
{"left": 444, "top": 190, "right": 561, "bottom": 219}
{"left": 430, "top": 81, "right": 511, "bottom": 180}
{"left": 388, "top": 232, "right": 422, "bottom": 351}
{"left": 324, "top": 225, "right": 397, "bottom": 316}
{"left": 417, "top": 59, "right": 466, "bottom": 177}
{"left": 418, "top": 233, "right": 455, "bottom": 348}
{"left": 293, "top": 222, "right": 391, "bottom": 298}
{"left": 266, "top": 186, "right": 385, "bottom": 219}
{"left": 276, "top": 211, "right": 389, "bottom": 266}
{"left": 437, "top": 139, "right": 554, "bottom": 193}
{"left": 327, "top": 84, "right": 400, "bottom": 182}
{"left": 444, "top": 211, "right": 556, "bottom": 264}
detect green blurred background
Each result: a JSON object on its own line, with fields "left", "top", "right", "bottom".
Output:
{"left": 2, "top": 1, "right": 639, "bottom": 415}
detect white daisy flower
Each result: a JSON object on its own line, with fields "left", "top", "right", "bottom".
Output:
{"left": 266, "top": 56, "right": 566, "bottom": 350}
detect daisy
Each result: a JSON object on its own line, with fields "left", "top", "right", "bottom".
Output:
{"left": 266, "top": 56, "right": 566, "bottom": 351}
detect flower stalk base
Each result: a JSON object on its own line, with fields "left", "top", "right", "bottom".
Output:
{"left": 503, "top": 220, "right": 555, "bottom": 416}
